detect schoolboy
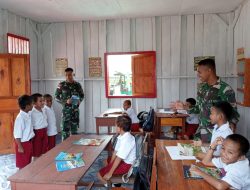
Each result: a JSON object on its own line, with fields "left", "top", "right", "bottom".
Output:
{"left": 97, "top": 115, "right": 136, "bottom": 186}
{"left": 190, "top": 134, "right": 250, "bottom": 190}
{"left": 31, "top": 93, "right": 48, "bottom": 158}
{"left": 194, "top": 101, "right": 233, "bottom": 157}
{"left": 123, "top": 100, "right": 140, "bottom": 132}
{"left": 14, "top": 95, "right": 34, "bottom": 169}
{"left": 43, "top": 94, "right": 57, "bottom": 150}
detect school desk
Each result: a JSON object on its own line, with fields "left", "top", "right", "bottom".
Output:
{"left": 8, "top": 134, "right": 112, "bottom": 190}
{"left": 154, "top": 110, "right": 189, "bottom": 139}
{"left": 155, "top": 139, "right": 216, "bottom": 190}
{"left": 95, "top": 108, "right": 122, "bottom": 134}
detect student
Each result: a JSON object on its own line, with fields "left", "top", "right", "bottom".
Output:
{"left": 178, "top": 98, "right": 199, "bottom": 140}
{"left": 97, "top": 115, "right": 136, "bottom": 186}
{"left": 14, "top": 95, "right": 34, "bottom": 169}
{"left": 195, "top": 101, "right": 233, "bottom": 157}
{"left": 123, "top": 100, "right": 140, "bottom": 132}
{"left": 190, "top": 134, "right": 250, "bottom": 190}
{"left": 31, "top": 93, "right": 48, "bottom": 158}
{"left": 43, "top": 94, "right": 57, "bottom": 150}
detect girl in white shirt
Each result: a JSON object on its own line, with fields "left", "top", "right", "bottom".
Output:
{"left": 97, "top": 115, "right": 136, "bottom": 186}
{"left": 43, "top": 94, "right": 57, "bottom": 150}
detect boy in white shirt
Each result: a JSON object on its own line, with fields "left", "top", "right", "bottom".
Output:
{"left": 43, "top": 94, "right": 57, "bottom": 150}
{"left": 195, "top": 101, "right": 233, "bottom": 158}
{"left": 123, "top": 100, "right": 140, "bottom": 132}
{"left": 191, "top": 134, "right": 250, "bottom": 190}
{"left": 31, "top": 93, "right": 48, "bottom": 158}
{"left": 97, "top": 115, "right": 136, "bottom": 186}
{"left": 14, "top": 95, "right": 34, "bottom": 169}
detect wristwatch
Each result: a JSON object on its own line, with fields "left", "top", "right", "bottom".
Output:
{"left": 209, "top": 145, "right": 216, "bottom": 150}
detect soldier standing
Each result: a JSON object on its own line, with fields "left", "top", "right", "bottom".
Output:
{"left": 55, "top": 68, "right": 84, "bottom": 140}
{"left": 171, "top": 59, "right": 239, "bottom": 142}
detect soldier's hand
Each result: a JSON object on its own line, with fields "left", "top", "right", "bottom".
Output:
{"left": 66, "top": 98, "right": 72, "bottom": 104}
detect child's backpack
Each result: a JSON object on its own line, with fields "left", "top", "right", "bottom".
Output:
{"left": 137, "top": 111, "right": 148, "bottom": 127}
{"left": 142, "top": 107, "right": 155, "bottom": 132}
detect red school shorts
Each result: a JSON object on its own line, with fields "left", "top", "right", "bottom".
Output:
{"left": 99, "top": 157, "right": 132, "bottom": 177}
{"left": 131, "top": 123, "right": 140, "bottom": 132}
{"left": 33, "top": 128, "right": 48, "bottom": 157}
{"left": 182, "top": 123, "right": 199, "bottom": 139}
{"left": 15, "top": 140, "right": 33, "bottom": 169}
{"left": 48, "top": 135, "right": 56, "bottom": 151}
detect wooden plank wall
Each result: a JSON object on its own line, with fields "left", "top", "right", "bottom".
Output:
{"left": 1, "top": 8, "right": 245, "bottom": 135}
{"left": 234, "top": 0, "right": 250, "bottom": 140}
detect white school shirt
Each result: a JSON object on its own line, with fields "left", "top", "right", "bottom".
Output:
{"left": 31, "top": 107, "right": 48, "bottom": 130}
{"left": 43, "top": 105, "right": 57, "bottom": 136}
{"left": 115, "top": 132, "right": 136, "bottom": 164}
{"left": 14, "top": 110, "right": 35, "bottom": 142}
{"left": 211, "top": 122, "right": 233, "bottom": 156}
{"left": 186, "top": 114, "right": 199, "bottom": 124}
{"left": 125, "top": 107, "right": 139, "bottom": 124}
{"left": 212, "top": 157, "right": 250, "bottom": 190}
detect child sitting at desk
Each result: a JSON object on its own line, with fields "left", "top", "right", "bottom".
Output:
{"left": 177, "top": 98, "right": 199, "bottom": 140}
{"left": 104, "top": 100, "right": 140, "bottom": 132}
{"left": 195, "top": 101, "right": 233, "bottom": 158}
{"left": 97, "top": 115, "right": 136, "bottom": 186}
{"left": 190, "top": 134, "right": 250, "bottom": 190}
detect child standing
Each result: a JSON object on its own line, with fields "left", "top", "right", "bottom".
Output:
{"left": 195, "top": 101, "right": 233, "bottom": 158}
{"left": 43, "top": 94, "right": 57, "bottom": 150}
{"left": 123, "top": 100, "right": 140, "bottom": 132}
{"left": 14, "top": 95, "right": 34, "bottom": 169}
{"left": 31, "top": 93, "right": 48, "bottom": 158}
{"left": 191, "top": 134, "right": 250, "bottom": 190}
{"left": 97, "top": 115, "right": 136, "bottom": 186}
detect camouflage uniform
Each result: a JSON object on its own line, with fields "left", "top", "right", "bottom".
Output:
{"left": 55, "top": 81, "right": 84, "bottom": 140}
{"left": 189, "top": 78, "right": 239, "bottom": 142}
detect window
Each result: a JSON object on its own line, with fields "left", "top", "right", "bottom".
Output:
{"left": 105, "top": 51, "right": 156, "bottom": 98}
{"left": 7, "top": 33, "right": 29, "bottom": 54}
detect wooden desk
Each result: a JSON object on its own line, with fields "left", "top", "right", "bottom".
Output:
{"left": 155, "top": 139, "right": 215, "bottom": 190}
{"left": 154, "top": 111, "right": 188, "bottom": 139}
{"left": 8, "top": 134, "right": 112, "bottom": 190}
{"left": 95, "top": 108, "right": 122, "bottom": 134}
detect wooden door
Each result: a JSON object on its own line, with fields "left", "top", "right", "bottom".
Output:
{"left": 0, "top": 54, "right": 30, "bottom": 154}
{"left": 131, "top": 53, "right": 156, "bottom": 97}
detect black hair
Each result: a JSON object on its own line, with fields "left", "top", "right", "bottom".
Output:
{"left": 43, "top": 94, "right": 52, "bottom": 100}
{"left": 226, "top": 134, "right": 250, "bottom": 155}
{"left": 212, "top": 101, "right": 233, "bottom": 121}
{"left": 18, "top": 95, "right": 32, "bottom": 110}
{"left": 32, "top": 93, "right": 43, "bottom": 103}
{"left": 65, "top": 67, "right": 73, "bottom": 72}
{"left": 198, "top": 58, "right": 216, "bottom": 72}
{"left": 186, "top": 98, "right": 196, "bottom": 106}
{"left": 116, "top": 115, "right": 132, "bottom": 132}
{"left": 124, "top": 100, "right": 131, "bottom": 106}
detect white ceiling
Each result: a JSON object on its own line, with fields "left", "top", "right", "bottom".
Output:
{"left": 0, "top": 0, "right": 245, "bottom": 23}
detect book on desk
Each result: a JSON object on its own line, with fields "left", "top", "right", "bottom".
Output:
{"left": 73, "top": 138, "right": 104, "bottom": 146}
{"left": 55, "top": 152, "right": 85, "bottom": 172}
{"left": 183, "top": 165, "right": 222, "bottom": 179}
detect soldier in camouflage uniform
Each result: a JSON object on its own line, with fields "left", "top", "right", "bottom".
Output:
{"left": 173, "top": 59, "right": 239, "bottom": 142}
{"left": 55, "top": 68, "right": 84, "bottom": 141}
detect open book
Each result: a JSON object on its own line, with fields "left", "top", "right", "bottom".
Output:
{"left": 73, "top": 138, "right": 104, "bottom": 146}
{"left": 183, "top": 165, "right": 222, "bottom": 179}
{"left": 177, "top": 143, "right": 207, "bottom": 156}
{"left": 55, "top": 152, "right": 85, "bottom": 172}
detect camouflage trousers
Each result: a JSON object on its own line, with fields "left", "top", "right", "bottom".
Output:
{"left": 61, "top": 106, "right": 79, "bottom": 141}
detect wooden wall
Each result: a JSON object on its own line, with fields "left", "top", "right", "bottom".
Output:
{"left": 36, "top": 14, "right": 238, "bottom": 134}
{"left": 1, "top": 8, "right": 245, "bottom": 136}
{"left": 234, "top": 0, "right": 250, "bottom": 140}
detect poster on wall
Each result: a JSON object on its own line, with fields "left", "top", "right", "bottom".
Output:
{"left": 89, "top": 57, "right": 102, "bottom": 77}
{"left": 55, "top": 58, "right": 68, "bottom": 77}
{"left": 237, "top": 48, "right": 245, "bottom": 61}
{"left": 194, "top": 56, "right": 215, "bottom": 71}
